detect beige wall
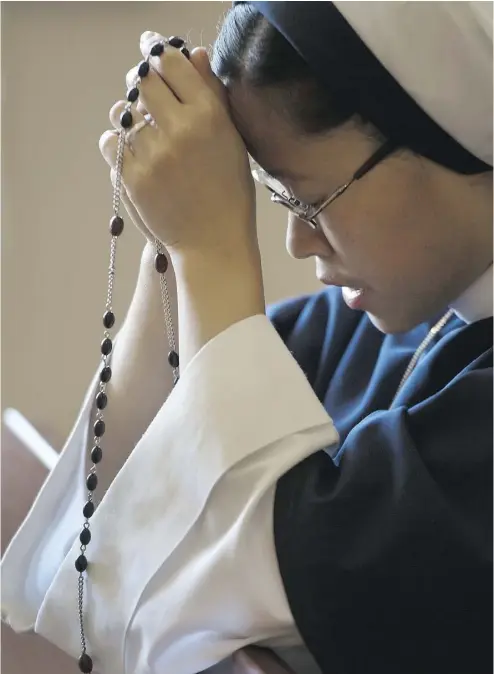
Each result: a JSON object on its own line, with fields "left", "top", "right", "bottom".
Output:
{"left": 1, "top": 2, "right": 320, "bottom": 449}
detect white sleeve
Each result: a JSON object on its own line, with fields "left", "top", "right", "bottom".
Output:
{"left": 1, "top": 315, "right": 338, "bottom": 674}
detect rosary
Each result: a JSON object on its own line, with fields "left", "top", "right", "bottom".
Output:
{"left": 75, "top": 36, "right": 188, "bottom": 673}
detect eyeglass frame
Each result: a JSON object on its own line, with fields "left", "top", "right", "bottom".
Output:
{"left": 250, "top": 139, "right": 397, "bottom": 230}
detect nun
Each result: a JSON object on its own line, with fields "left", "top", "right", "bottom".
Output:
{"left": 2, "top": 3, "right": 492, "bottom": 674}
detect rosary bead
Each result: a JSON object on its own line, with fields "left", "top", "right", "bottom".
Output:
{"left": 110, "top": 215, "right": 124, "bottom": 236}
{"left": 80, "top": 528, "right": 91, "bottom": 545}
{"left": 103, "top": 311, "right": 115, "bottom": 329}
{"left": 91, "top": 445, "right": 103, "bottom": 464}
{"left": 78, "top": 653, "right": 93, "bottom": 673}
{"left": 101, "top": 338, "right": 113, "bottom": 356}
{"left": 91, "top": 446, "right": 103, "bottom": 464}
{"left": 86, "top": 473, "right": 98, "bottom": 491}
{"left": 168, "top": 36, "right": 185, "bottom": 48}
{"left": 181, "top": 47, "right": 190, "bottom": 60}
{"left": 100, "top": 366, "right": 112, "bottom": 383}
{"left": 75, "top": 555, "right": 88, "bottom": 573}
{"left": 168, "top": 350, "right": 179, "bottom": 368}
{"left": 150, "top": 42, "right": 165, "bottom": 57}
{"left": 96, "top": 392, "right": 108, "bottom": 410}
{"left": 94, "top": 419, "right": 105, "bottom": 438}
{"left": 127, "top": 86, "right": 139, "bottom": 103}
{"left": 83, "top": 501, "right": 95, "bottom": 519}
{"left": 154, "top": 252, "right": 168, "bottom": 273}
{"left": 120, "top": 110, "right": 133, "bottom": 129}
{"left": 138, "top": 60, "right": 150, "bottom": 78}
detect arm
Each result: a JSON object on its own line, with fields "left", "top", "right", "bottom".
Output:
{"left": 172, "top": 250, "right": 265, "bottom": 373}
{"left": 95, "top": 241, "right": 176, "bottom": 493}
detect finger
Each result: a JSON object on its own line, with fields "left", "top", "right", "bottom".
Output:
{"left": 126, "top": 63, "right": 167, "bottom": 93}
{"left": 99, "top": 129, "right": 134, "bottom": 178}
{"left": 140, "top": 31, "right": 209, "bottom": 105}
{"left": 110, "top": 169, "right": 153, "bottom": 241}
{"left": 122, "top": 69, "right": 152, "bottom": 118}
{"left": 108, "top": 101, "right": 158, "bottom": 156}
{"left": 190, "top": 47, "right": 229, "bottom": 105}
{"left": 137, "top": 64, "right": 182, "bottom": 130}
{"left": 136, "top": 100, "right": 149, "bottom": 116}
{"left": 126, "top": 64, "right": 140, "bottom": 92}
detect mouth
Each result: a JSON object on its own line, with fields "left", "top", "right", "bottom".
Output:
{"left": 316, "top": 274, "right": 367, "bottom": 311}
{"left": 341, "top": 286, "right": 366, "bottom": 310}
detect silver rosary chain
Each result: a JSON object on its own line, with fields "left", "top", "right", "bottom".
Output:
{"left": 77, "top": 121, "right": 178, "bottom": 667}
{"left": 390, "top": 308, "right": 454, "bottom": 408}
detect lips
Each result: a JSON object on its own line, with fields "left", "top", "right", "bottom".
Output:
{"left": 316, "top": 273, "right": 367, "bottom": 310}
{"left": 342, "top": 286, "right": 366, "bottom": 310}
{"left": 316, "top": 273, "right": 364, "bottom": 290}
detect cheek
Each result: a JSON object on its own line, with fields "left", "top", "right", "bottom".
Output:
{"left": 319, "top": 190, "right": 439, "bottom": 290}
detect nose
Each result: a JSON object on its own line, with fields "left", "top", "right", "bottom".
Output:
{"left": 286, "top": 213, "right": 331, "bottom": 260}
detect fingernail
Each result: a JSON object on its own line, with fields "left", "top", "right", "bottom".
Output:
{"left": 140, "top": 31, "right": 158, "bottom": 45}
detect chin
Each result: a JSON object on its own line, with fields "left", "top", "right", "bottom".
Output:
{"left": 365, "top": 310, "right": 427, "bottom": 335}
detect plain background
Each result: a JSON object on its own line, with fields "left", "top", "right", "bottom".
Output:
{"left": 1, "top": 1, "right": 321, "bottom": 450}
{"left": 2, "top": 4, "right": 321, "bottom": 673}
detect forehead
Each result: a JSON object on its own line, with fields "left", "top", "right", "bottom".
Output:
{"left": 226, "top": 81, "right": 365, "bottom": 187}
{"left": 227, "top": 82, "right": 324, "bottom": 172}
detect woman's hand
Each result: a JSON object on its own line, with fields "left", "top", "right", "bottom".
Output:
{"left": 99, "top": 32, "right": 257, "bottom": 261}
{"left": 232, "top": 648, "right": 296, "bottom": 674}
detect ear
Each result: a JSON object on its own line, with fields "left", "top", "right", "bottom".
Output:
{"left": 190, "top": 47, "right": 229, "bottom": 105}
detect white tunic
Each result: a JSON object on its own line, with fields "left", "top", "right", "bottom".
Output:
{"left": 2, "top": 266, "right": 492, "bottom": 673}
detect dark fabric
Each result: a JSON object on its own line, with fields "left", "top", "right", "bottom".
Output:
{"left": 267, "top": 288, "right": 493, "bottom": 674}
{"left": 234, "top": 1, "right": 492, "bottom": 174}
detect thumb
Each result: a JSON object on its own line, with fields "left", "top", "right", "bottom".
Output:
{"left": 190, "top": 47, "right": 229, "bottom": 105}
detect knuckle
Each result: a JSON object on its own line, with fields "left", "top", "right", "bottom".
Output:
{"left": 99, "top": 130, "right": 116, "bottom": 154}
{"left": 109, "top": 100, "right": 127, "bottom": 126}
{"left": 196, "top": 98, "right": 223, "bottom": 132}
{"left": 126, "top": 66, "right": 139, "bottom": 90}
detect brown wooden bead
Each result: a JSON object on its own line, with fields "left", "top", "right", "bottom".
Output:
{"left": 150, "top": 42, "right": 165, "bottom": 57}
{"left": 168, "top": 36, "right": 185, "bottom": 48}
{"left": 91, "top": 446, "right": 103, "bottom": 464}
{"left": 78, "top": 653, "right": 93, "bottom": 673}
{"left": 101, "top": 338, "right": 113, "bottom": 356}
{"left": 94, "top": 419, "right": 105, "bottom": 438}
{"left": 110, "top": 216, "right": 124, "bottom": 236}
{"left": 80, "top": 528, "right": 91, "bottom": 545}
{"left": 96, "top": 392, "right": 108, "bottom": 410}
{"left": 103, "top": 311, "right": 115, "bottom": 329}
{"left": 127, "top": 87, "right": 139, "bottom": 103}
{"left": 75, "top": 555, "right": 88, "bottom": 573}
{"left": 154, "top": 252, "right": 168, "bottom": 274}
{"left": 138, "top": 60, "right": 150, "bottom": 78}
{"left": 86, "top": 472, "right": 98, "bottom": 491}
{"left": 120, "top": 110, "right": 133, "bottom": 129}
{"left": 100, "top": 366, "right": 112, "bottom": 383}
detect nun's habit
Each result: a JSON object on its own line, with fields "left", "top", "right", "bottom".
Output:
{"left": 2, "top": 3, "right": 493, "bottom": 674}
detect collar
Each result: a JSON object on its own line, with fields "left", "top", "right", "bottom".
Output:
{"left": 450, "top": 264, "right": 493, "bottom": 324}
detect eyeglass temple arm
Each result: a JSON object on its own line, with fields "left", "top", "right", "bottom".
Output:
{"left": 353, "top": 139, "right": 398, "bottom": 181}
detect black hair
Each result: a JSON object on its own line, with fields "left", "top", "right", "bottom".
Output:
{"left": 211, "top": 3, "right": 491, "bottom": 174}
{"left": 212, "top": 4, "right": 356, "bottom": 135}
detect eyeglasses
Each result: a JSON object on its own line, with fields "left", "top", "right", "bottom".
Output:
{"left": 250, "top": 139, "right": 397, "bottom": 229}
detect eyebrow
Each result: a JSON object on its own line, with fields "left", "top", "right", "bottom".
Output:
{"left": 245, "top": 141, "right": 308, "bottom": 183}
{"left": 264, "top": 167, "right": 309, "bottom": 182}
